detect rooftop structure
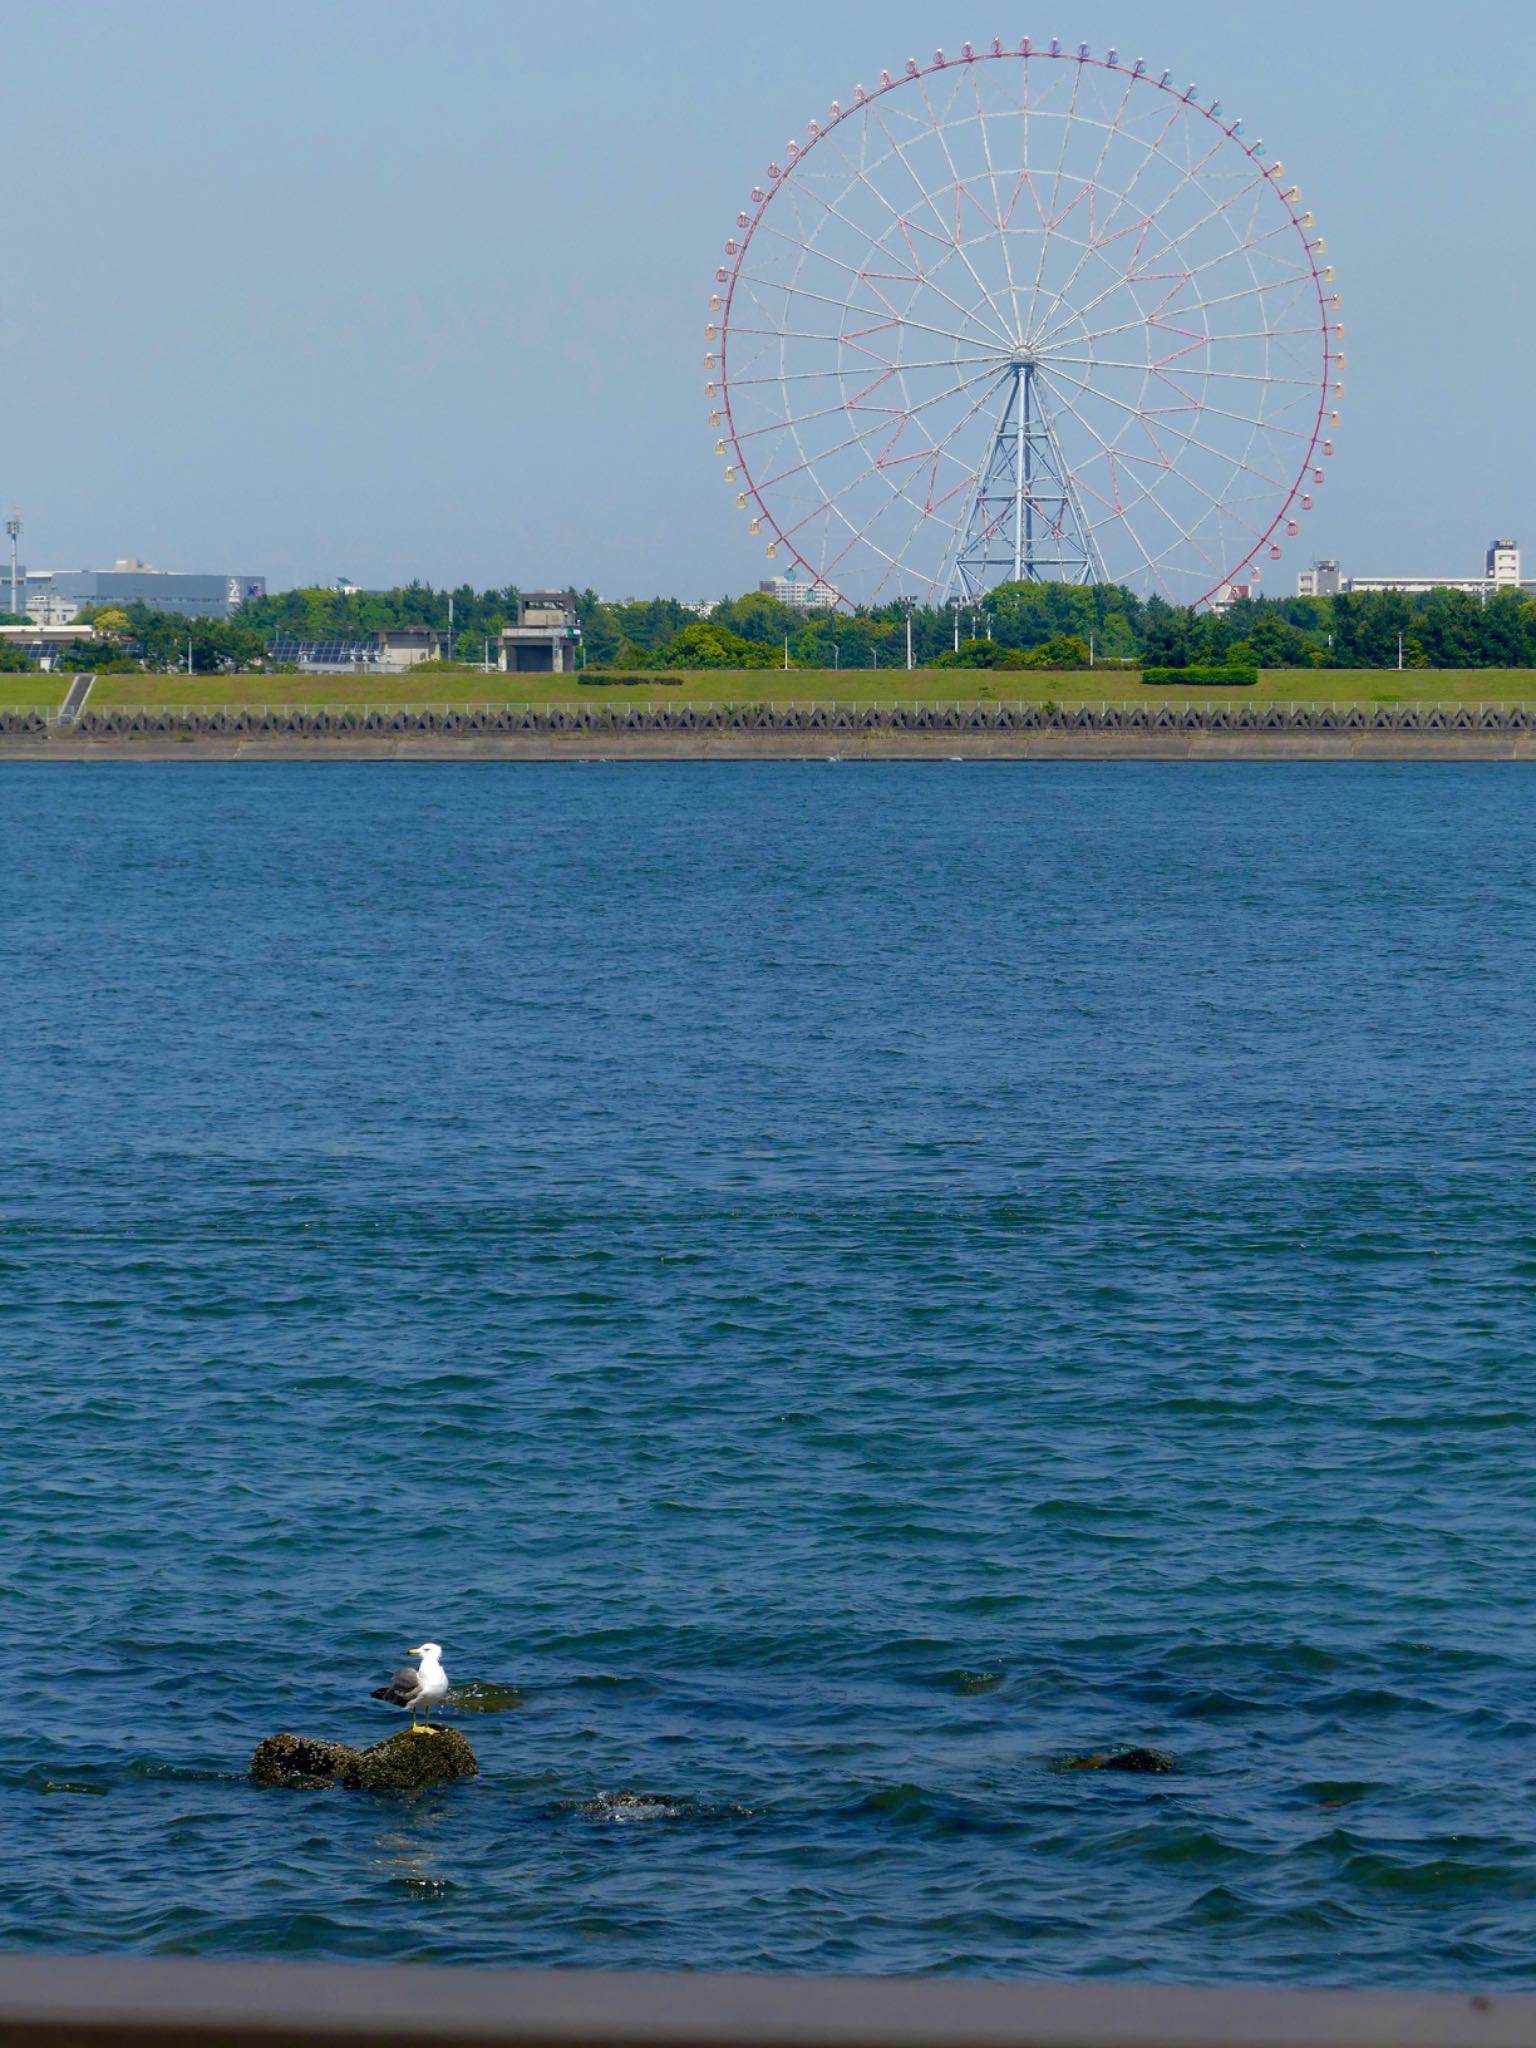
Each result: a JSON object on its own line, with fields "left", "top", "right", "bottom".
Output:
{"left": 499, "top": 590, "right": 579, "bottom": 675}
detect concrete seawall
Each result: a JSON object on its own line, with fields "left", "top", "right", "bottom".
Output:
{"left": 6, "top": 732, "right": 1536, "bottom": 761}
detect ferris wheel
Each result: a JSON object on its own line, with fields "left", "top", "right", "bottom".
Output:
{"left": 708, "top": 38, "right": 1341, "bottom": 610}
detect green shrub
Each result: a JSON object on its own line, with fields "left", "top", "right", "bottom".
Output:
{"left": 580, "top": 673, "right": 682, "bottom": 686}
{"left": 1142, "top": 664, "right": 1259, "bottom": 687}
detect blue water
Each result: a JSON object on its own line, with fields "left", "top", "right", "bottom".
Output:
{"left": 4, "top": 761, "right": 1536, "bottom": 1982}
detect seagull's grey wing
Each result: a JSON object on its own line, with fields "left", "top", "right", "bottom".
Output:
{"left": 371, "top": 1665, "right": 423, "bottom": 1706}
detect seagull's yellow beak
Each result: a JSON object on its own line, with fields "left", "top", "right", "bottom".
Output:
{"left": 407, "top": 1645, "right": 423, "bottom": 1656}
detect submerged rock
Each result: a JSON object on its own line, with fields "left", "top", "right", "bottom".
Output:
{"left": 250, "top": 1727, "right": 478, "bottom": 1792}
{"left": 251, "top": 1734, "right": 359, "bottom": 1789}
{"left": 1057, "top": 1745, "right": 1175, "bottom": 1774}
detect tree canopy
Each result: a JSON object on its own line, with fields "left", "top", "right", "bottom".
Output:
{"left": 15, "top": 576, "right": 1532, "bottom": 674}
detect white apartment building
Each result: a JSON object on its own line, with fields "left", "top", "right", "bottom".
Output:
{"left": 759, "top": 575, "right": 838, "bottom": 612}
{"left": 1298, "top": 540, "right": 1534, "bottom": 599}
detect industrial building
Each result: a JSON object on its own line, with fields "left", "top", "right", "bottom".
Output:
{"left": 498, "top": 591, "right": 580, "bottom": 674}
{"left": 15, "top": 560, "right": 266, "bottom": 624}
{"left": 1298, "top": 540, "right": 1534, "bottom": 599}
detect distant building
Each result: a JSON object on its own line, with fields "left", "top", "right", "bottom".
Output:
{"left": 374, "top": 626, "right": 449, "bottom": 669}
{"left": 0, "top": 621, "right": 97, "bottom": 672}
{"left": 759, "top": 575, "right": 837, "bottom": 612}
{"left": 22, "top": 559, "right": 266, "bottom": 624}
{"left": 498, "top": 590, "right": 579, "bottom": 674}
{"left": 1296, "top": 560, "right": 1341, "bottom": 598}
{"left": 1298, "top": 540, "right": 1534, "bottom": 599}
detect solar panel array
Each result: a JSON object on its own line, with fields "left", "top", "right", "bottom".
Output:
{"left": 267, "top": 636, "right": 378, "bottom": 666}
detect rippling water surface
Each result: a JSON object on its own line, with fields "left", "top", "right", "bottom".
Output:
{"left": 4, "top": 761, "right": 1536, "bottom": 1982}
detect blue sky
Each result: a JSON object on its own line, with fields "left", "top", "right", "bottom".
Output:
{"left": 2, "top": 0, "right": 1529, "bottom": 597}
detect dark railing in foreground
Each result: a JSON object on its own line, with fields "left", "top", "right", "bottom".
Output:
{"left": 0, "top": 1956, "right": 1532, "bottom": 2048}
{"left": 7, "top": 699, "right": 1536, "bottom": 738}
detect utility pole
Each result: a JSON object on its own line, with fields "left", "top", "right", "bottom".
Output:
{"left": 783, "top": 633, "right": 789, "bottom": 671}
{"left": 5, "top": 511, "right": 19, "bottom": 620}
{"left": 905, "top": 601, "right": 914, "bottom": 672}
{"left": 448, "top": 593, "right": 454, "bottom": 661}
{"left": 1397, "top": 632, "right": 1404, "bottom": 671}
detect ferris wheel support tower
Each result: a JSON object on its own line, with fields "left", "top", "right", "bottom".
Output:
{"left": 950, "top": 359, "right": 1105, "bottom": 597}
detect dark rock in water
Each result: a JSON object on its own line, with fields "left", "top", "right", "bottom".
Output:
{"left": 345, "top": 1727, "right": 478, "bottom": 1792}
{"left": 250, "top": 1734, "right": 360, "bottom": 1789}
{"left": 1057, "top": 1745, "right": 1175, "bottom": 1774}
{"left": 250, "top": 1727, "right": 478, "bottom": 1792}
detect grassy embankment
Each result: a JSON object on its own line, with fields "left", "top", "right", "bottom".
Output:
{"left": 6, "top": 668, "right": 1536, "bottom": 714}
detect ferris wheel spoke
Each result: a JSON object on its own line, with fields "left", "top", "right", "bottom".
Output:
{"left": 1038, "top": 385, "right": 1244, "bottom": 590}
{"left": 1040, "top": 201, "right": 1294, "bottom": 346}
{"left": 752, "top": 363, "right": 1012, "bottom": 502}
{"left": 1022, "top": 66, "right": 1143, "bottom": 346}
{"left": 1048, "top": 116, "right": 1232, "bottom": 329}
{"left": 729, "top": 353, "right": 1005, "bottom": 388}
{"left": 1018, "top": 51, "right": 1087, "bottom": 344}
{"left": 731, "top": 361, "right": 995, "bottom": 447}
{"left": 734, "top": 261, "right": 1011, "bottom": 359}
{"left": 862, "top": 106, "right": 1020, "bottom": 349}
{"left": 1033, "top": 182, "right": 1285, "bottom": 352}
{"left": 1051, "top": 273, "right": 1317, "bottom": 354}
{"left": 729, "top": 319, "right": 994, "bottom": 386}
{"left": 1047, "top": 352, "right": 1320, "bottom": 388}
{"left": 968, "top": 63, "right": 1025, "bottom": 337}
{"left": 810, "top": 368, "right": 1016, "bottom": 586}
{"left": 1032, "top": 104, "right": 1184, "bottom": 333}
{"left": 911, "top": 67, "right": 1025, "bottom": 335}
{"left": 1039, "top": 362, "right": 1294, "bottom": 496}
{"left": 810, "top": 127, "right": 1019, "bottom": 350}
{"left": 749, "top": 213, "right": 1004, "bottom": 349}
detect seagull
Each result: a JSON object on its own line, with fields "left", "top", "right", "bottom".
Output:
{"left": 371, "top": 1642, "right": 450, "bottom": 1735}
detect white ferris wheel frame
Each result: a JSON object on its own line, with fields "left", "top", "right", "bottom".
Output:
{"left": 707, "top": 38, "right": 1343, "bottom": 611}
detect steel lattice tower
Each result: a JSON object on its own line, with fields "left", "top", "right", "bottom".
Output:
{"left": 949, "top": 362, "right": 1104, "bottom": 599}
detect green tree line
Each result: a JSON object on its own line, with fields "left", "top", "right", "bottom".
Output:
{"left": 8, "top": 577, "right": 1535, "bottom": 674}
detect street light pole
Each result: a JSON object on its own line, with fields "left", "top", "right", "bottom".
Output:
{"left": 905, "top": 602, "right": 914, "bottom": 672}
{"left": 5, "top": 512, "right": 20, "bottom": 620}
